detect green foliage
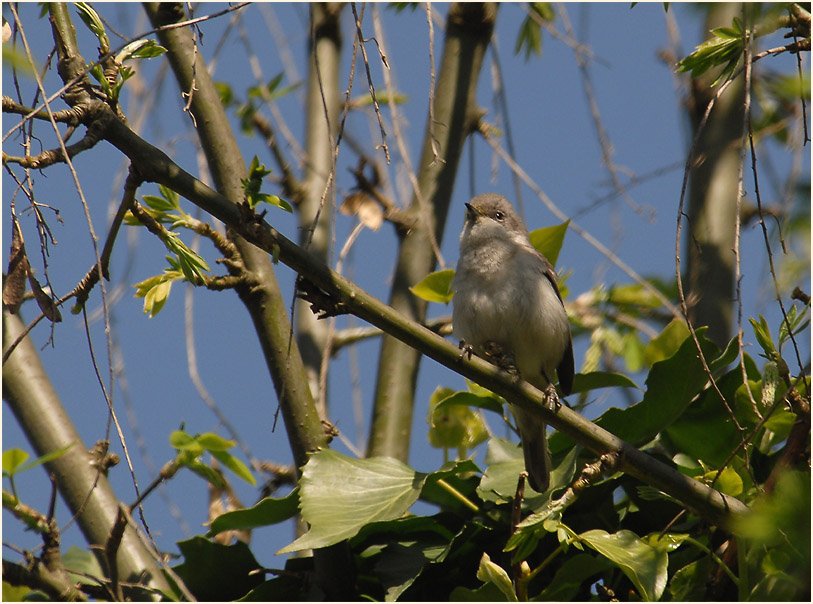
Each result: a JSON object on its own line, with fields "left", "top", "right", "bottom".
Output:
{"left": 676, "top": 17, "right": 746, "bottom": 86}
{"left": 74, "top": 3, "right": 108, "bottom": 52}
{"left": 514, "top": 3, "right": 555, "bottom": 60}
{"left": 2, "top": 445, "right": 73, "bottom": 479}
{"left": 241, "top": 156, "right": 293, "bottom": 212}
{"left": 127, "top": 186, "right": 213, "bottom": 316}
{"left": 208, "top": 489, "right": 299, "bottom": 538}
{"left": 528, "top": 220, "right": 569, "bottom": 266}
{"left": 75, "top": 3, "right": 166, "bottom": 104}
{"left": 173, "top": 537, "right": 263, "bottom": 601}
{"left": 676, "top": 4, "right": 803, "bottom": 87}
{"left": 170, "top": 430, "right": 256, "bottom": 488}
{"left": 409, "top": 268, "right": 454, "bottom": 304}
{"left": 165, "top": 316, "right": 805, "bottom": 601}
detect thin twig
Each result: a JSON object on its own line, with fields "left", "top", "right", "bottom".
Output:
{"left": 557, "top": 4, "right": 654, "bottom": 223}
{"left": 371, "top": 4, "right": 446, "bottom": 268}
{"left": 350, "top": 2, "right": 390, "bottom": 164}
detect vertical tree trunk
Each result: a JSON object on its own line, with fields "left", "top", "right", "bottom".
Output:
{"left": 685, "top": 3, "right": 746, "bottom": 348}
{"left": 296, "top": 3, "right": 342, "bottom": 415}
{"left": 367, "top": 3, "right": 497, "bottom": 460}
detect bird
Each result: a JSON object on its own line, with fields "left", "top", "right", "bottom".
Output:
{"left": 451, "top": 193, "right": 574, "bottom": 493}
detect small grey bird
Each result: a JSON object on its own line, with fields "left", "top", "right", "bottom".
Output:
{"left": 452, "top": 193, "right": 574, "bottom": 493}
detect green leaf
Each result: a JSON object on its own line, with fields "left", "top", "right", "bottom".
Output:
{"left": 607, "top": 282, "right": 663, "bottom": 309}
{"left": 115, "top": 39, "right": 166, "bottom": 63}
{"left": 480, "top": 441, "right": 579, "bottom": 504}
{"left": 133, "top": 271, "right": 182, "bottom": 317}
{"left": 702, "top": 466, "right": 742, "bottom": 497}
{"left": 62, "top": 546, "right": 106, "bottom": 586}
{"left": 208, "top": 489, "right": 299, "bottom": 537}
{"left": 578, "top": 529, "right": 668, "bottom": 601}
{"left": 433, "top": 389, "right": 505, "bottom": 417}
{"left": 214, "top": 82, "right": 234, "bottom": 107}
{"left": 241, "top": 156, "right": 291, "bottom": 211}
{"left": 570, "top": 371, "right": 639, "bottom": 394}
{"left": 410, "top": 268, "right": 455, "bottom": 304}
{"left": 187, "top": 459, "right": 226, "bottom": 489}
{"left": 750, "top": 315, "right": 778, "bottom": 360}
{"left": 3, "top": 444, "right": 74, "bottom": 477}
{"left": 528, "top": 220, "right": 569, "bottom": 266}
{"left": 537, "top": 553, "right": 612, "bottom": 601}
{"left": 74, "top": 2, "right": 108, "bottom": 48}
{"left": 475, "top": 553, "right": 517, "bottom": 601}
{"left": 163, "top": 232, "right": 210, "bottom": 282}
{"left": 210, "top": 450, "right": 256, "bottom": 486}
{"left": 2, "top": 449, "right": 28, "bottom": 475}
{"left": 514, "top": 4, "right": 555, "bottom": 61}
{"left": 664, "top": 357, "right": 754, "bottom": 466}
{"left": 427, "top": 387, "right": 489, "bottom": 450}
{"left": 142, "top": 194, "right": 179, "bottom": 214}
{"left": 278, "top": 450, "right": 427, "bottom": 553}
{"left": 196, "top": 433, "right": 236, "bottom": 452}
{"left": 668, "top": 556, "right": 713, "bottom": 601}
{"left": 568, "top": 326, "right": 720, "bottom": 451}
{"left": 169, "top": 430, "right": 202, "bottom": 453}
{"left": 643, "top": 318, "right": 690, "bottom": 366}
{"left": 676, "top": 18, "right": 745, "bottom": 85}
{"left": 174, "top": 537, "right": 263, "bottom": 601}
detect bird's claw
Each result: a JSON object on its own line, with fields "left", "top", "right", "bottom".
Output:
{"left": 543, "top": 383, "right": 562, "bottom": 412}
{"left": 457, "top": 340, "right": 474, "bottom": 361}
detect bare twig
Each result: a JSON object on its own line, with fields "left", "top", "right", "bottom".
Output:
{"left": 371, "top": 4, "right": 446, "bottom": 268}
{"left": 350, "top": 2, "right": 390, "bottom": 164}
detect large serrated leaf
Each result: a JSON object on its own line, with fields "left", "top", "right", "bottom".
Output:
{"left": 278, "top": 450, "right": 427, "bottom": 553}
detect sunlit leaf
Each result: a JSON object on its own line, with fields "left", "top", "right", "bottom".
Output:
{"left": 528, "top": 220, "right": 569, "bottom": 266}
{"left": 578, "top": 529, "right": 668, "bottom": 601}
{"left": 278, "top": 450, "right": 426, "bottom": 553}
{"left": 208, "top": 489, "right": 299, "bottom": 537}
{"left": 210, "top": 450, "right": 256, "bottom": 486}
{"left": 475, "top": 553, "right": 517, "bottom": 601}
{"left": 410, "top": 268, "right": 455, "bottom": 304}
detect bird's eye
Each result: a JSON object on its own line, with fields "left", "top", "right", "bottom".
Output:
{"left": 494, "top": 211, "right": 504, "bottom": 221}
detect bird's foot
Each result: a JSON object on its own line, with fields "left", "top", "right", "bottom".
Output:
{"left": 483, "top": 341, "right": 520, "bottom": 377}
{"left": 543, "top": 383, "right": 562, "bottom": 412}
{"left": 457, "top": 340, "right": 474, "bottom": 361}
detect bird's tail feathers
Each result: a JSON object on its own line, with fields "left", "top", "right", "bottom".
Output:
{"left": 513, "top": 406, "right": 550, "bottom": 493}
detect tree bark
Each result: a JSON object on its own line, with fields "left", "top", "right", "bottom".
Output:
{"left": 296, "top": 3, "right": 342, "bottom": 416}
{"left": 685, "top": 3, "right": 746, "bottom": 348}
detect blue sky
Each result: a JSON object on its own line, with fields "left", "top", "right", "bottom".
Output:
{"left": 3, "top": 3, "right": 809, "bottom": 569}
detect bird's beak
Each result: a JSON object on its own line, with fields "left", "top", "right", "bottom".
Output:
{"left": 464, "top": 202, "right": 483, "bottom": 219}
